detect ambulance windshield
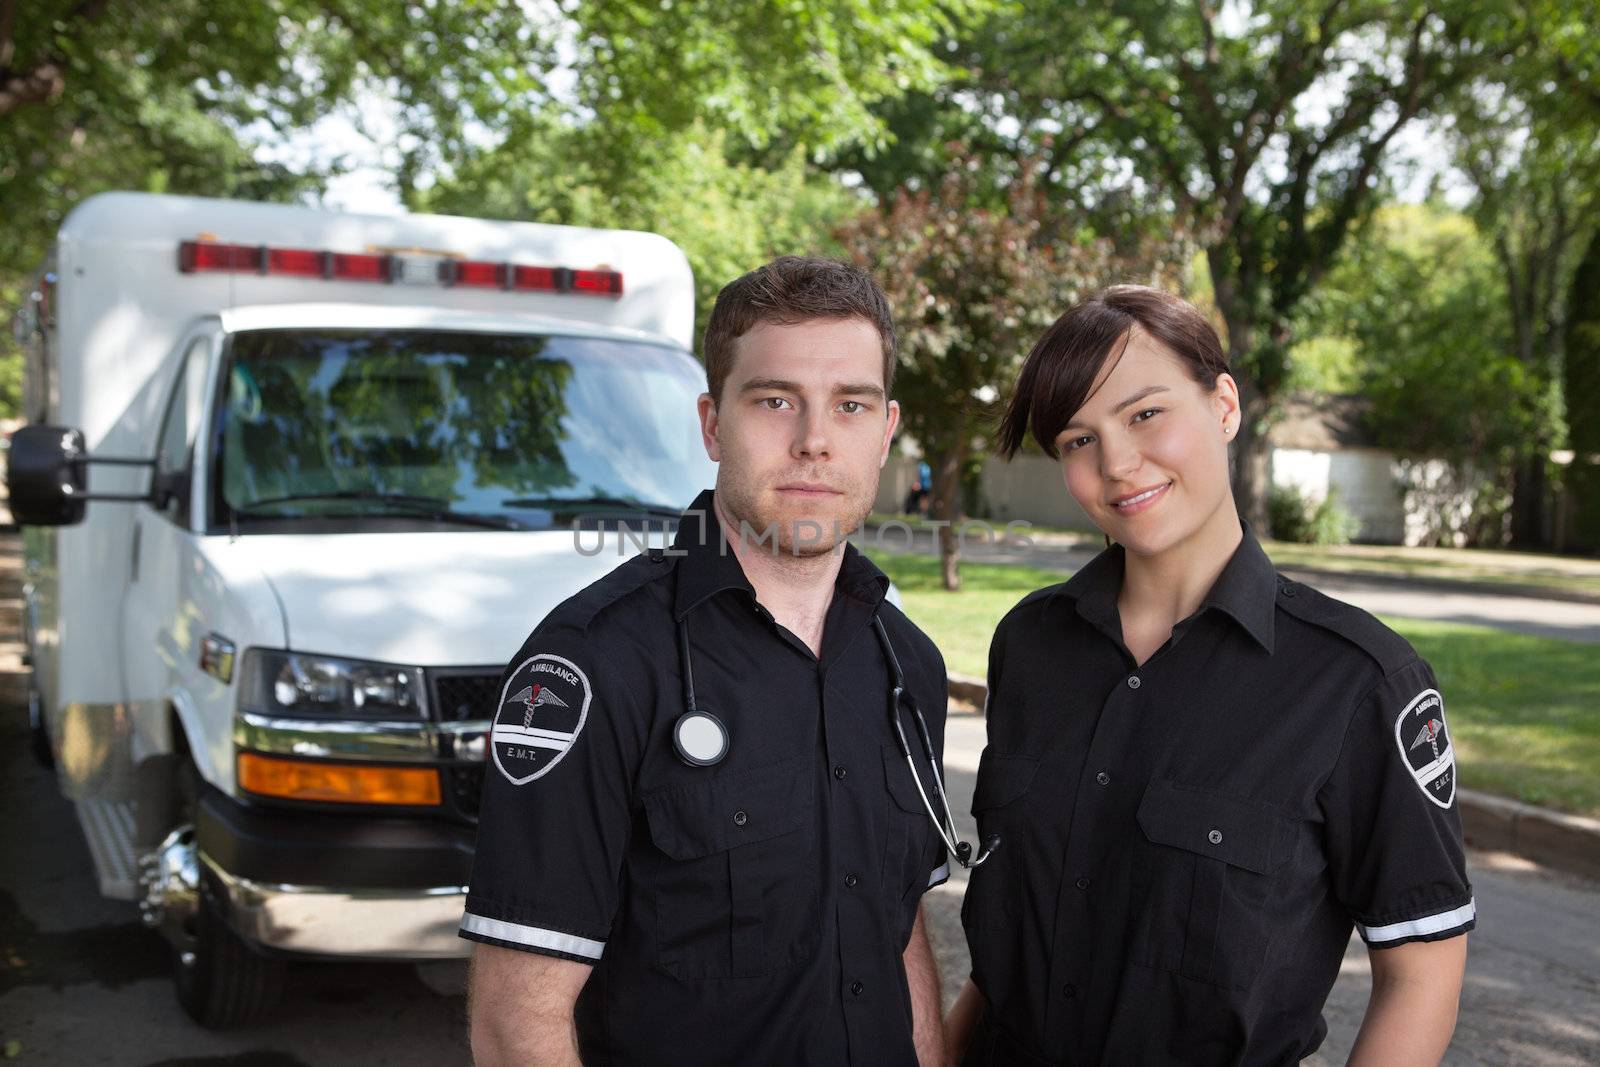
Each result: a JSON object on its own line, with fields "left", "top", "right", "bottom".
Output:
{"left": 213, "top": 328, "right": 715, "bottom": 532}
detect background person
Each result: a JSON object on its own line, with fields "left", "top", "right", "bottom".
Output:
{"left": 945, "top": 285, "right": 1473, "bottom": 1066}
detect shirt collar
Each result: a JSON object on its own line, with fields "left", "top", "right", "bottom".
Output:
{"left": 670, "top": 489, "right": 890, "bottom": 621}
{"left": 1050, "top": 523, "right": 1277, "bottom": 653}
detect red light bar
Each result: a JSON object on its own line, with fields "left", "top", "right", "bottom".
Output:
{"left": 510, "top": 265, "right": 562, "bottom": 292}
{"left": 178, "top": 240, "right": 616, "bottom": 295}
{"left": 443, "top": 259, "right": 506, "bottom": 288}
{"left": 267, "top": 248, "right": 328, "bottom": 277}
{"left": 330, "top": 252, "right": 391, "bottom": 283}
{"left": 572, "top": 269, "right": 624, "bottom": 296}
{"left": 178, "top": 241, "right": 263, "bottom": 273}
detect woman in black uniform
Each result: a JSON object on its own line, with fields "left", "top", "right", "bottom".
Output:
{"left": 946, "top": 286, "right": 1473, "bottom": 1066}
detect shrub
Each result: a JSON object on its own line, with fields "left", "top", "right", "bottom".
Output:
{"left": 1269, "top": 484, "right": 1361, "bottom": 545}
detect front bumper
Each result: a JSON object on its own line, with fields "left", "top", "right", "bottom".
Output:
{"left": 196, "top": 780, "right": 477, "bottom": 959}
{"left": 202, "top": 853, "right": 470, "bottom": 959}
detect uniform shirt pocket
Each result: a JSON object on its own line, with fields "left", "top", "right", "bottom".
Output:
{"left": 1132, "top": 779, "right": 1296, "bottom": 990}
{"left": 642, "top": 756, "right": 817, "bottom": 979}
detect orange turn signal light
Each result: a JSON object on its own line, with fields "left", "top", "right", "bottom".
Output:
{"left": 237, "top": 752, "right": 441, "bottom": 806}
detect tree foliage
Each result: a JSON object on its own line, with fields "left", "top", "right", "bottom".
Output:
{"left": 0, "top": 1, "right": 981, "bottom": 418}
{"left": 858, "top": 0, "right": 1496, "bottom": 533}
{"left": 836, "top": 152, "right": 1188, "bottom": 588}
{"left": 1295, "top": 203, "right": 1533, "bottom": 545}
{"left": 414, "top": 117, "right": 860, "bottom": 340}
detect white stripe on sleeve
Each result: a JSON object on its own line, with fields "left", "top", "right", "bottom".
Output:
{"left": 1359, "top": 898, "right": 1476, "bottom": 945}
{"left": 460, "top": 912, "right": 605, "bottom": 960}
{"left": 928, "top": 861, "right": 951, "bottom": 887}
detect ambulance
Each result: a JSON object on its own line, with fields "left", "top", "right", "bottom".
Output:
{"left": 7, "top": 192, "right": 714, "bottom": 1025}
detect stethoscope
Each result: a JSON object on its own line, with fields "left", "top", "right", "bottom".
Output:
{"left": 673, "top": 615, "right": 1001, "bottom": 869}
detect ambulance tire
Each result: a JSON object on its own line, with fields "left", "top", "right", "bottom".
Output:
{"left": 174, "top": 892, "right": 287, "bottom": 1028}
{"left": 171, "top": 758, "right": 286, "bottom": 1028}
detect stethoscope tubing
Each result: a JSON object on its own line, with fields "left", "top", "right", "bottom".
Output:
{"left": 674, "top": 610, "right": 994, "bottom": 869}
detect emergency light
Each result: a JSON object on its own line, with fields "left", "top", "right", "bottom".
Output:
{"left": 176, "top": 240, "right": 624, "bottom": 296}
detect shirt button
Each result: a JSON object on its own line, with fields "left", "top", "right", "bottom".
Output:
{"left": 1208, "top": 829, "right": 1223, "bottom": 845}
{"left": 834, "top": 765, "right": 848, "bottom": 780}
{"left": 1095, "top": 771, "right": 1111, "bottom": 786}
{"left": 733, "top": 810, "right": 748, "bottom": 826}
{"left": 845, "top": 873, "right": 858, "bottom": 888}
{"left": 1127, "top": 675, "right": 1141, "bottom": 689}
{"left": 1075, "top": 876, "right": 1091, "bottom": 891}
{"left": 1061, "top": 983, "right": 1077, "bottom": 999}
{"left": 850, "top": 981, "right": 864, "bottom": 996}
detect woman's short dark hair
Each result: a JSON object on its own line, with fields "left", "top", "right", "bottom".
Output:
{"left": 996, "top": 285, "right": 1229, "bottom": 459}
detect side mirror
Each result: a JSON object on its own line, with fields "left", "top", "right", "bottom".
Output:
{"left": 6, "top": 424, "right": 155, "bottom": 527}
{"left": 7, "top": 425, "right": 88, "bottom": 526}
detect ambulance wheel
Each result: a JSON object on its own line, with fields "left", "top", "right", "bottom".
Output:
{"left": 27, "top": 675, "right": 53, "bottom": 769}
{"left": 170, "top": 759, "right": 285, "bottom": 1028}
{"left": 173, "top": 892, "right": 287, "bottom": 1028}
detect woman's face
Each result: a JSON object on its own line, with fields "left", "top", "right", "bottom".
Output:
{"left": 1052, "top": 329, "right": 1241, "bottom": 559}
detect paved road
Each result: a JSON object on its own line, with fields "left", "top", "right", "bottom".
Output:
{"left": 875, "top": 529, "right": 1600, "bottom": 644}
{"left": 4, "top": 700, "right": 1598, "bottom": 1065}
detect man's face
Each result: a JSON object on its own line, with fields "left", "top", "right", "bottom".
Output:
{"left": 698, "top": 317, "right": 899, "bottom": 556}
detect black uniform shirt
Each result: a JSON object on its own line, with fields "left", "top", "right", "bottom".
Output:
{"left": 461, "top": 489, "right": 951, "bottom": 1066}
{"left": 961, "top": 527, "right": 1474, "bottom": 1067}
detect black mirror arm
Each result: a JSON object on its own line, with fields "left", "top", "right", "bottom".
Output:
{"left": 65, "top": 452, "right": 159, "bottom": 504}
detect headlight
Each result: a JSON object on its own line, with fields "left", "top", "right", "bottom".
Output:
{"left": 238, "top": 649, "right": 426, "bottom": 720}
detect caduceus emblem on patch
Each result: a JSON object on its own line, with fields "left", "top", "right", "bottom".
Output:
{"left": 490, "top": 653, "right": 591, "bottom": 785}
{"left": 1393, "top": 688, "right": 1455, "bottom": 809}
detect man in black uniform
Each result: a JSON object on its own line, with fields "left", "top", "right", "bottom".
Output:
{"left": 461, "top": 256, "right": 952, "bottom": 1066}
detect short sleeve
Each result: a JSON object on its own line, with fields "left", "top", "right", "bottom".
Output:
{"left": 459, "top": 625, "right": 646, "bottom": 964}
{"left": 1318, "top": 657, "right": 1475, "bottom": 949}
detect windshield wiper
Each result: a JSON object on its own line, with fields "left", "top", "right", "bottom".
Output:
{"left": 234, "top": 491, "right": 525, "bottom": 530}
{"left": 499, "top": 495, "right": 683, "bottom": 518}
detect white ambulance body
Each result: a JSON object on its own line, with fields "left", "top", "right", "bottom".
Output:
{"left": 10, "top": 192, "right": 713, "bottom": 1025}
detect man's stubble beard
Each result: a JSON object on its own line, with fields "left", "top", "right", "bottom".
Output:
{"left": 716, "top": 471, "right": 876, "bottom": 557}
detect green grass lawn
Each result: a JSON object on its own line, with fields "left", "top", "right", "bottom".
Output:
{"left": 870, "top": 550, "right": 1600, "bottom": 818}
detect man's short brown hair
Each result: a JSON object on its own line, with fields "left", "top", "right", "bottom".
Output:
{"left": 702, "top": 256, "right": 897, "bottom": 403}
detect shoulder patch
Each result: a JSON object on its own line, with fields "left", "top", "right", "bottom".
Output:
{"left": 553, "top": 551, "right": 673, "bottom": 633}
{"left": 491, "top": 653, "right": 592, "bottom": 785}
{"left": 1393, "top": 688, "right": 1456, "bottom": 808}
{"left": 1274, "top": 577, "right": 1417, "bottom": 673}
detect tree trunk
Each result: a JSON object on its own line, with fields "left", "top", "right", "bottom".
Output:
{"left": 1509, "top": 450, "right": 1549, "bottom": 548}
{"left": 1225, "top": 338, "right": 1272, "bottom": 534}
{"left": 932, "top": 438, "right": 966, "bottom": 592}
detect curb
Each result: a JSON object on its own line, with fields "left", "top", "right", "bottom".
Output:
{"left": 944, "top": 675, "right": 1600, "bottom": 883}
{"left": 1456, "top": 789, "right": 1600, "bottom": 881}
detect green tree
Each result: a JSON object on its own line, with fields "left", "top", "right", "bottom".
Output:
{"left": 414, "top": 118, "right": 860, "bottom": 339}
{"left": 2, "top": 1, "right": 985, "bottom": 418}
{"left": 1295, "top": 203, "right": 1532, "bottom": 545}
{"left": 836, "top": 153, "right": 1188, "bottom": 588}
{"left": 864, "top": 0, "right": 1493, "bottom": 533}
{"left": 1563, "top": 230, "right": 1600, "bottom": 548}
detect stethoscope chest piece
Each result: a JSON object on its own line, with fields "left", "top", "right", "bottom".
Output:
{"left": 673, "top": 709, "right": 730, "bottom": 767}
